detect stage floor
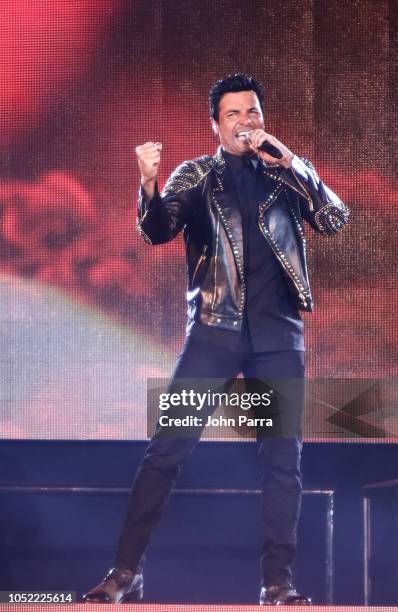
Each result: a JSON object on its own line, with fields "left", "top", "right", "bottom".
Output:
{"left": 1, "top": 606, "right": 397, "bottom": 611}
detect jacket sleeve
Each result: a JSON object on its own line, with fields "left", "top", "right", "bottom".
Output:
{"left": 281, "top": 156, "right": 349, "bottom": 236}
{"left": 136, "top": 161, "right": 202, "bottom": 245}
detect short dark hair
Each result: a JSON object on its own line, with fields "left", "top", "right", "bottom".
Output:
{"left": 208, "top": 73, "right": 264, "bottom": 121}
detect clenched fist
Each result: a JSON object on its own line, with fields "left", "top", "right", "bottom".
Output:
{"left": 136, "top": 141, "right": 162, "bottom": 199}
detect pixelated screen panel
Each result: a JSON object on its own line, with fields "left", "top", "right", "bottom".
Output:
{"left": 0, "top": 1, "right": 396, "bottom": 440}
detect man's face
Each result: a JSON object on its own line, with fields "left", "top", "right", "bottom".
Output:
{"left": 211, "top": 90, "right": 264, "bottom": 156}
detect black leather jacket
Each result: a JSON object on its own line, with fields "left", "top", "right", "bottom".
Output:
{"left": 137, "top": 147, "right": 349, "bottom": 332}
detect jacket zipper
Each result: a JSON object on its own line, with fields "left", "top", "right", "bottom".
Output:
{"left": 290, "top": 167, "right": 314, "bottom": 211}
{"left": 192, "top": 244, "right": 207, "bottom": 286}
{"left": 211, "top": 188, "right": 245, "bottom": 318}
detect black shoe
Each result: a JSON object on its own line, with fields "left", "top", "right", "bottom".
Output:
{"left": 260, "top": 583, "right": 312, "bottom": 605}
{"left": 82, "top": 567, "right": 144, "bottom": 603}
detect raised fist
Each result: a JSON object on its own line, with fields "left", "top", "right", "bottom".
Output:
{"left": 135, "top": 141, "right": 162, "bottom": 182}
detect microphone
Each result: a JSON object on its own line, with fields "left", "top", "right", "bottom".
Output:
{"left": 258, "top": 140, "right": 283, "bottom": 159}
{"left": 244, "top": 131, "right": 283, "bottom": 159}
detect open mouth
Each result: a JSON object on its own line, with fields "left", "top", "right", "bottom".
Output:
{"left": 235, "top": 130, "right": 252, "bottom": 142}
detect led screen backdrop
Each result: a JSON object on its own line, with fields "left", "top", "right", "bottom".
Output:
{"left": 0, "top": 0, "right": 397, "bottom": 439}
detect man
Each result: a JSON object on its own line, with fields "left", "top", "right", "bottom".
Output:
{"left": 83, "top": 73, "right": 349, "bottom": 605}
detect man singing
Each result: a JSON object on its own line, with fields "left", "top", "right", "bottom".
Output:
{"left": 83, "top": 73, "right": 349, "bottom": 605}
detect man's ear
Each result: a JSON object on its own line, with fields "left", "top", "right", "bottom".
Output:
{"left": 211, "top": 118, "right": 219, "bottom": 136}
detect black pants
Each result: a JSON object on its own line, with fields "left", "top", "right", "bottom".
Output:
{"left": 115, "top": 321, "right": 305, "bottom": 587}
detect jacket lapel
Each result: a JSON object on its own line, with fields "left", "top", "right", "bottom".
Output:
{"left": 210, "top": 148, "right": 244, "bottom": 281}
{"left": 258, "top": 162, "right": 286, "bottom": 216}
